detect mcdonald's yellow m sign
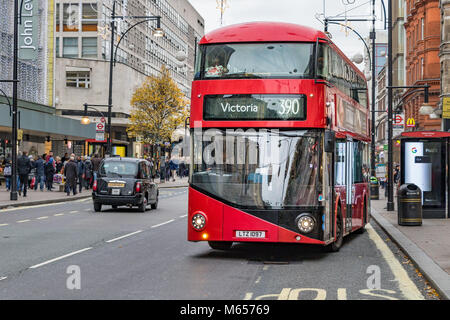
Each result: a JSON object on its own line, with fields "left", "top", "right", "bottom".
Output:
{"left": 406, "top": 118, "right": 415, "bottom": 127}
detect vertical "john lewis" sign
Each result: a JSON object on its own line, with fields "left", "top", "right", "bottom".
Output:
{"left": 18, "top": 0, "right": 38, "bottom": 60}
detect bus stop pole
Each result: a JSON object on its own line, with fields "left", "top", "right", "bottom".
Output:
{"left": 387, "top": 0, "right": 395, "bottom": 211}
{"left": 370, "top": 0, "right": 376, "bottom": 178}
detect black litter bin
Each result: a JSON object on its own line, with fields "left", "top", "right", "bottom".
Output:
{"left": 370, "top": 177, "right": 379, "bottom": 200}
{"left": 369, "top": 177, "right": 379, "bottom": 200}
{"left": 397, "top": 184, "right": 422, "bottom": 226}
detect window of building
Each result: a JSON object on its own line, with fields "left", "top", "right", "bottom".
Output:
{"left": 421, "top": 58, "right": 424, "bottom": 79}
{"left": 82, "top": 4, "right": 98, "bottom": 31}
{"left": 82, "top": 37, "right": 97, "bottom": 57}
{"left": 56, "top": 3, "right": 60, "bottom": 32}
{"left": 63, "top": 37, "right": 79, "bottom": 58}
{"left": 66, "top": 70, "right": 91, "bottom": 88}
{"left": 55, "top": 37, "right": 60, "bottom": 57}
{"left": 63, "top": 4, "right": 79, "bottom": 32}
{"left": 421, "top": 18, "right": 424, "bottom": 40}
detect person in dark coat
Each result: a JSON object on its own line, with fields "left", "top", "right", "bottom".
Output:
{"left": 34, "top": 155, "right": 46, "bottom": 191}
{"left": 76, "top": 156, "right": 85, "bottom": 193}
{"left": 91, "top": 153, "right": 102, "bottom": 181}
{"left": 17, "top": 151, "right": 32, "bottom": 196}
{"left": 64, "top": 156, "right": 78, "bottom": 196}
{"left": 84, "top": 156, "right": 93, "bottom": 189}
{"left": 45, "top": 157, "right": 56, "bottom": 191}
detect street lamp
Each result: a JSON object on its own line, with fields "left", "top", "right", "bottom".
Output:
{"left": 106, "top": 0, "right": 164, "bottom": 156}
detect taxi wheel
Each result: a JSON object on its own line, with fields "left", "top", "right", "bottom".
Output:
{"left": 138, "top": 196, "right": 147, "bottom": 212}
{"left": 150, "top": 197, "right": 158, "bottom": 210}
{"left": 94, "top": 202, "right": 102, "bottom": 212}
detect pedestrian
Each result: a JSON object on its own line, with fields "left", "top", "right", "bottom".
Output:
{"left": 61, "top": 152, "right": 69, "bottom": 163}
{"left": 56, "top": 156, "right": 63, "bottom": 173}
{"left": 3, "top": 159, "right": 12, "bottom": 191}
{"left": 91, "top": 153, "right": 102, "bottom": 182}
{"left": 394, "top": 165, "right": 400, "bottom": 184}
{"left": 64, "top": 156, "right": 78, "bottom": 196}
{"left": 17, "top": 151, "right": 32, "bottom": 197}
{"left": 77, "top": 156, "right": 85, "bottom": 193}
{"left": 179, "top": 160, "right": 186, "bottom": 178}
{"left": 45, "top": 157, "right": 55, "bottom": 191}
{"left": 169, "top": 158, "right": 178, "bottom": 182}
{"left": 165, "top": 158, "right": 170, "bottom": 182}
{"left": 28, "top": 155, "right": 36, "bottom": 189}
{"left": 84, "top": 156, "right": 93, "bottom": 189}
{"left": 45, "top": 150, "right": 53, "bottom": 163}
{"left": 34, "top": 155, "right": 46, "bottom": 191}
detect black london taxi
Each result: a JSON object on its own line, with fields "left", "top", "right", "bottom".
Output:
{"left": 92, "top": 157, "right": 158, "bottom": 212}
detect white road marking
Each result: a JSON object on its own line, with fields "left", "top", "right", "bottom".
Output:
{"left": 54, "top": 213, "right": 64, "bottom": 216}
{"left": 151, "top": 219, "right": 175, "bottom": 228}
{"left": 17, "top": 219, "right": 31, "bottom": 223}
{"left": 0, "top": 277, "right": 7, "bottom": 281}
{"left": 69, "top": 210, "right": 79, "bottom": 214}
{"left": 1, "top": 203, "right": 57, "bottom": 212}
{"left": 179, "top": 214, "right": 187, "bottom": 218}
{"left": 255, "top": 276, "right": 261, "bottom": 284}
{"left": 106, "top": 230, "right": 143, "bottom": 243}
{"left": 366, "top": 224, "right": 424, "bottom": 300}
{"left": 29, "top": 247, "right": 92, "bottom": 269}
{"left": 243, "top": 292, "right": 253, "bottom": 300}
{"left": 0, "top": 223, "right": 9, "bottom": 227}
{"left": 36, "top": 216, "right": 49, "bottom": 220}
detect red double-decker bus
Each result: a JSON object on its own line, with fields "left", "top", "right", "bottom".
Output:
{"left": 188, "top": 22, "right": 370, "bottom": 252}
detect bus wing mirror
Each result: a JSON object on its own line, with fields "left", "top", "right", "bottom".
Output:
{"left": 324, "top": 130, "right": 335, "bottom": 153}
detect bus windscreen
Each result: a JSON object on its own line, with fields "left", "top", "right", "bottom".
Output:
{"left": 201, "top": 43, "right": 314, "bottom": 79}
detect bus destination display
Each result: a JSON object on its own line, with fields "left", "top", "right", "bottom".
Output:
{"left": 203, "top": 94, "right": 306, "bottom": 121}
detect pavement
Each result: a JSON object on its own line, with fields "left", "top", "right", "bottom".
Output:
{"left": 370, "top": 190, "right": 450, "bottom": 300}
{"left": 0, "top": 177, "right": 188, "bottom": 209}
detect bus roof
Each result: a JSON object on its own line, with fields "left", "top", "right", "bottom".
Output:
{"left": 199, "top": 22, "right": 329, "bottom": 44}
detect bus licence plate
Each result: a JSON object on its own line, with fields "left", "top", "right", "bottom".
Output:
{"left": 235, "top": 230, "right": 266, "bottom": 238}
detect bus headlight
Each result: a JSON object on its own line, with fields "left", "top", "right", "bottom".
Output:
{"left": 192, "top": 212, "right": 206, "bottom": 231}
{"left": 296, "top": 214, "right": 316, "bottom": 233}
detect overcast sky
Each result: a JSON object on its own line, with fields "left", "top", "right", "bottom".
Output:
{"left": 187, "top": 0, "right": 387, "bottom": 73}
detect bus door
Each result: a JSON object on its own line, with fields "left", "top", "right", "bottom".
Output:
{"left": 345, "top": 139, "right": 354, "bottom": 234}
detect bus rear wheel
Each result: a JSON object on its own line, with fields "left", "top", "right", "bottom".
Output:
{"left": 208, "top": 241, "right": 233, "bottom": 251}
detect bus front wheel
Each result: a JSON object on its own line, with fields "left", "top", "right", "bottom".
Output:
{"left": 326, "top": 208, "right": 343, "bottom": 252}
{"left": 208, "top": 241, "right": 233, "bottom": 251}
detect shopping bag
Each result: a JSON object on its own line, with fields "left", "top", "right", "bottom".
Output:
{"left": 30, "top": 176, "right": 36, "bottom": 189}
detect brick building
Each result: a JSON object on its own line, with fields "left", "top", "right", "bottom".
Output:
{"left": 403, "top": 0, "right": 441, "bottom": 131}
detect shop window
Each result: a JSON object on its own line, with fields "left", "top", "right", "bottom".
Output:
{"left": 66, "top": 70, "right": 91, "bottom": 88}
